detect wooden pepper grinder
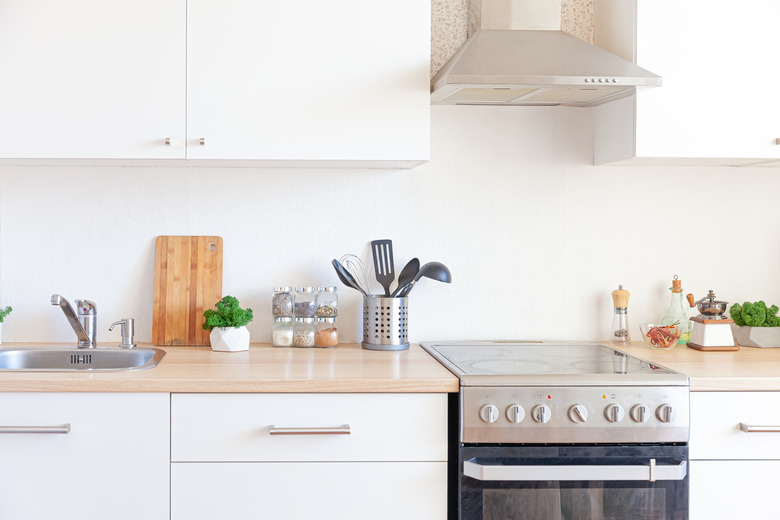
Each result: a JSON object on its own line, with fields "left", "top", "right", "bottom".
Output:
{"left": 611, "top": 285, "right": 631, "bottom": 344}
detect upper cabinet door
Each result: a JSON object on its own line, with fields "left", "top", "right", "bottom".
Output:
{"left": 594, "top": 0, "right": 780, "bottom": 165}
{"left": 0, "top": 0, "right": 185, "bottom": 159}
{"left": 186, "top": 0, "right": 430, "bottom": 166}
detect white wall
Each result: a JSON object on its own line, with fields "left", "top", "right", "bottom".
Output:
{"left": 1, "top": 105, "right": 778, "bottom": 345}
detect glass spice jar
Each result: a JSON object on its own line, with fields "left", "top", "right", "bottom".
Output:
{"left": 293, "top": 317, "right": 316, "bottom": 347}
{"left": 316, "top": 317, "right": 338, "bottom": 347}
{"left": 272, "top": 286, "right": 293, "bottom": 317}
{"left": 271, "top": 317, "right": 294, "bottom": 347}
{"left": 294, "top": 287, "right": 316, "bottom": 318}
{"left": 316, "top": 286, "right": 338, "bottom": 317}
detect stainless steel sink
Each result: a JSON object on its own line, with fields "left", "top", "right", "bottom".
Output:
{"left": 0, "top": 347, "right": 165, "bottom": 372}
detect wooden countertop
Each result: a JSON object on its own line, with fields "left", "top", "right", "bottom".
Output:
{"left": 618, "top": 341, "right": 780, "bottom": 391}
{"left": 0, "top": 343, "right": 459, "bottom": 393}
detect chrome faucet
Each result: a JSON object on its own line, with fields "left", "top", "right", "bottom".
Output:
{"left": 51, "top": 294, "right": 97, "bottom": 348}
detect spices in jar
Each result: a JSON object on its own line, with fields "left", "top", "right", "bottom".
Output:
{"left": 316, "top": 286, "right": 338, "bottom": 317}
{"left": 272, "top": 287, "right": 293, "bottom": 317}
{"left": 294, "top": 287, "right": 316, "bottom": 317}
{"left": 293, "top": 317, "right": 316, "bottom": 347}
{"left": 316, "top": 317, "right": 338, "bottom": 347}
{"left": 272, "top": 317, "right": 294, "bottom": 347}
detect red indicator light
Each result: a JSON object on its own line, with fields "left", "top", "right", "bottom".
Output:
{"left": 547, "top": 395, "right": 552, "bottom": 400}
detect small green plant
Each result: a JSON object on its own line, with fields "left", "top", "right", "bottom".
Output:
{"left": 0, "top": 306, "right": 12, "bottom": 323}
{"left": 730, "top": 301, "right": 780, "bottom": 327}
{"left": 202, "top": 296, "right": 253, "bottom": 331}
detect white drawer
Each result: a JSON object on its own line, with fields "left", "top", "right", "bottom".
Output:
{"left": 691, "top": 392, "right": 780, "bottom": 460}
{"left": 171, "top": 393, "right": 448, "bottom": 462}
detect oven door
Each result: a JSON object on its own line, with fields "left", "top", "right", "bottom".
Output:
{"left": 459, "top": 445, "right": 688, "bottom": 520}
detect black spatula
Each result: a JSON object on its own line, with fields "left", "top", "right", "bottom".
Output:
{"left": 371, "top": 239, "right": 395, "bottom": 297}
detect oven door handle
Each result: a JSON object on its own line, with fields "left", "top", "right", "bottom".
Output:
{"left": 463, "top": 459, "right": 687, "bottom": 483}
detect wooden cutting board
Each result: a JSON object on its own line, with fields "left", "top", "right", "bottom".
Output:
{"left": 153, "top": 236, "right": 223, "bottom": 346}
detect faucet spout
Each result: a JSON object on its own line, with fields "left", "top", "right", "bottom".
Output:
{"left": 51, "top": 294, "right": 96, "bottom": 348}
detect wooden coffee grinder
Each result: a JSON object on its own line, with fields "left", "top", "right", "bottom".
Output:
{"left": 686, "top": 290, "right": 738, "bottom": 351}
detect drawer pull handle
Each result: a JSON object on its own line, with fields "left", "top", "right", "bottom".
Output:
{"left": 269, "top": 424, "right": 350, "bottom": 436}
{"left": 739, "top": 423, "right": 780, "bottom": 433}
{"left": 0, "top": 424, "right": 71, "bottom": 434}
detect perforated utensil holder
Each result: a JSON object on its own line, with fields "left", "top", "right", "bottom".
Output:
{"left": 362, "top": 296, "right": 409, "bottom": 351}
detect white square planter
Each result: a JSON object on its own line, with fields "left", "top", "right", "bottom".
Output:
{"left": 209, "top": 326, "right": 250, "bottom": 352}
{"left": 731, "top": 324, "right": 780, "bottom": 348}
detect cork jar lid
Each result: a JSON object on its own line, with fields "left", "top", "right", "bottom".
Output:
{"left": 671, "top": 275, "right": 682, "bottom": 293}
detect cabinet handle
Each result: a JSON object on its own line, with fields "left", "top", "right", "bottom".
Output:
{"left": 268, "top": 424, "right": 350, "bottom": 436}
{"left": 0, "top": 424, "right": 71, "bottom": 434}
{"left": 164, "top": 137, "right": 171, "bottom": 146}
{"left": 739, "top": 423, "right": 780, "bottom": 433}
{"left": 199, "top": 138, "right": 206, "bottom": 146}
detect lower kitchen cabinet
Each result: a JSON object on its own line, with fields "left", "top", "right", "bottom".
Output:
{"left": 0, "top": 393, "right": 169, "bottom": 520}
{"left": 170, "top": 393, "right": 448, "bottom": 520}
{"left": 689, "top": 392, "right": 780, "bottom": 520}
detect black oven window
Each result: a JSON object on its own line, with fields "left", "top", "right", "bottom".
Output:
{"left": 482, "top": 484, "right": 668, "bottom": 520}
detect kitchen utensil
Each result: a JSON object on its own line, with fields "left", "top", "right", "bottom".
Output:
{"left": 332, "top": 259, "right": 367, "bottom": 296}
{"left": 610, "top": 285, "right": 631, "bottom": 345}
{"left": 339, "top": 254, "right": 371, "bottom": 295}
{"left": 371, "top": 239, "right": 395, "bottom": 297}
{"left": 390, "top": 257, "right": 420, "bottom": 297}
{"left": 685, "top": 290, "right": 738, "bottom": 351}
{"left": 397, "top": 261, "right": 451, "bottom": 297}
{"left": 153, "top": 236, "right": 223, "bottom": 346}
{"left": 686, "top": 290, "right": 728, "bottom": 318}
{"left": 362, "top": 295, "right": 409, "bottom": 351}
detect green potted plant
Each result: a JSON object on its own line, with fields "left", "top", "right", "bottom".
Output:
{"left": 0, "top": 306, "right": 11, "bottom": 345}
{"left": 730, "top": 301, "right": 780, "bottom": 348}
{"left": 202, "top": 296, "right": 253, "bottom": 352}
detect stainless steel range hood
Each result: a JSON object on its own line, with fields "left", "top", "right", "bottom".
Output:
{"left": 431, "top": 0, "right": 661, "bottom": 107}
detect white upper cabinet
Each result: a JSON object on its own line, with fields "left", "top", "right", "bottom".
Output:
{"left": 0, "top": 0, "right": 429, "bottom": 167}
{"left": 0, "top": 0, "right": 186, "bottom": 159}
{"left": 593, "top": 0, "right": 780, "bottom": 165}
{"left": 186, "top": 0, "right": 430, "bottom": 166}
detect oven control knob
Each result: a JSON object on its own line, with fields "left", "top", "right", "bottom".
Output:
{"left": 656, "top": 404, "right": 677, "bottom": 423}
{"left": 531, "top": 404, "right": 551, "bottom": 424}
{"left": 630, "top": 404, "right": 649, "bottom": 423}
{"left": 604, "top": 404, "right": 625, "bottom": 423}
{"left": 479, "top": 404, "right": 499, "bottom": 424}
{"left": 568, "top": 404, "right": 588, "bottom": 423}
{"left": 506, "top": 404, "right": 526, "bottom": 423}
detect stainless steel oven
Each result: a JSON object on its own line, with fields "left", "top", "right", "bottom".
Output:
{"left": 421, "top": 342, "right": 690, "bottom": 520}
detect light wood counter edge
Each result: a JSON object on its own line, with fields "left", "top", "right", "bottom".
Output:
{"left": 0, "top": 343, "right": 459, "bottom": 393}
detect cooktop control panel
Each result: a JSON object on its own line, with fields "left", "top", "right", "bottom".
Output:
{"left": 461, "top": 385, "right": 690, "bottom": 444}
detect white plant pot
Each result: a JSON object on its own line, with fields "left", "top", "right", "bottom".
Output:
{"left": 209, "top": 326, "right": 250, "bottom": 352}
{"left": 731, "top": 324, "right": 780, "bottom": 348}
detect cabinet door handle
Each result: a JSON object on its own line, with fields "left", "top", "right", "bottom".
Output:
{"left": 0, "top": 424, "right": 71, "bottom": 434}
{"left": 268, "top": 424, "right": 350, "bottom": 436}
{"left": 739, "top": 423, "right": 780, "bottom": 433}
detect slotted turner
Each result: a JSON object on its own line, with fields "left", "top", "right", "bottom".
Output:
{"left": 371, "top": 239, "right": 395, "bottom": 297}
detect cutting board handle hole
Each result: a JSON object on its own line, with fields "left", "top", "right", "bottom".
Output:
{"left": 209, "top": 243, "right": 217, "bottom": 251}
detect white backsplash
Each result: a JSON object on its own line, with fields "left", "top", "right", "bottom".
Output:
{"left": 1, "top": 106, "right": 779, "bottom": 346}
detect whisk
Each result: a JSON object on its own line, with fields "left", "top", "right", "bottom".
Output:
{"left": 339, "top": 254, "right": 371, "bottom": 296}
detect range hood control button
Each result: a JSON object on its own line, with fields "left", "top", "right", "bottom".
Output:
{"left": 532, "top": 405, "right": 551, "bottom": 424}
{"left": 506, "top": 404, "right": 525, "bottom": 424}
{"left": 568, "top": 404, "right": 588, "bottom": 423}
{"left": 656, "top": 404, "right": 677, "bottom": 423}
{"left": 604, "top": 404, "right": 625, "bottom": 423}
{"left": 479, "top": 404, "right": 499, "bottom": 424}
{"left": 630, "top": 404, "right": 649, "bottom": 423}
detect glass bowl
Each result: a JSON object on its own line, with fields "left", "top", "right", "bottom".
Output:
{"left": 639, "top": 323, "right": 680, "bottom": 349}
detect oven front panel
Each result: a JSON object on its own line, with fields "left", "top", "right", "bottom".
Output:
{"left": 459, "top": 445, "right": 688, "bottom": 520}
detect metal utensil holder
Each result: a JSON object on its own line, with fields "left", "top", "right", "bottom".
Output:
{"left": 362, "top": 296, "right": 409, "bottom": 351}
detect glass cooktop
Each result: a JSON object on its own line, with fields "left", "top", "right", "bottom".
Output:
{"left": 420, "top": 341, "right": 688, "bottom": 387}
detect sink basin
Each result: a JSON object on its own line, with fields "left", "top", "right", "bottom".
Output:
{"left": 0, "top": 347, "right": 165, "bottom": 372}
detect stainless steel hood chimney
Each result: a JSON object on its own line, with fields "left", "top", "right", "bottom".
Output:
{"left": 431, "top": 0, "right": 661, "bottom": 106}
